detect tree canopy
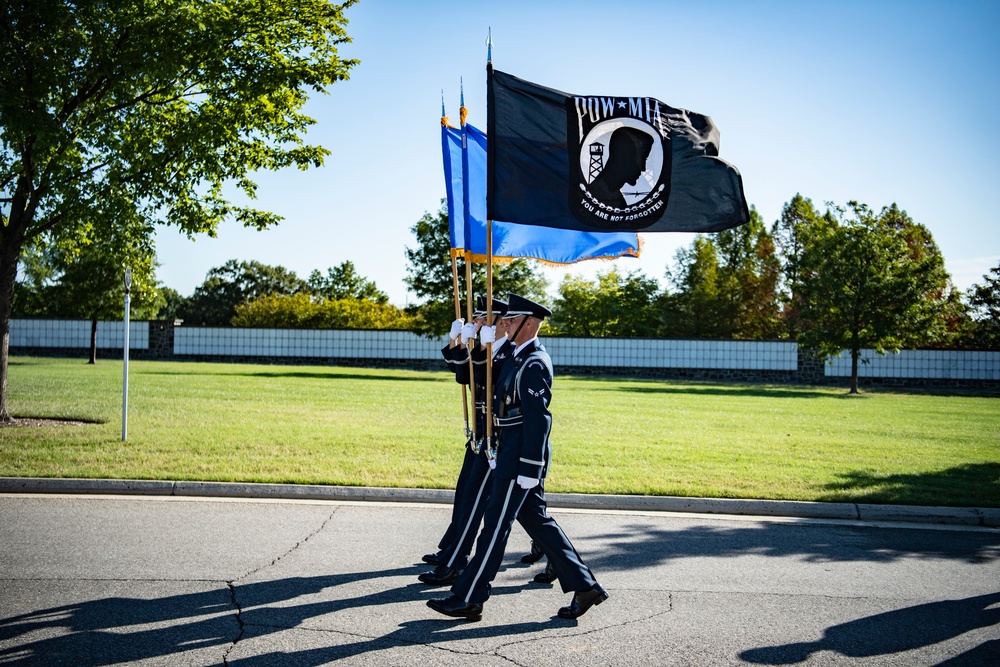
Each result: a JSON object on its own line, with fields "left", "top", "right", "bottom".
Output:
{"left": 0, "top": 0, "right": 359, "bottom": 417}
{"left": 966, "top": 262, "right": 1000, "bottom": 349}
{"left": 549, "top": 268, "right": 660, "bottom": 337}
{"left": 796, "top": 202, "right": 951, "bottom": 393}
{"left": 308, "top": 261, "right": 388, "bottom": 304}
{"left": 178, "top": 259, "right": 309, "bottom": 326}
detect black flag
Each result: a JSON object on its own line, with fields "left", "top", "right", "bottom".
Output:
{"left": 487, "top": 68, "right": 750, "bottom": 233}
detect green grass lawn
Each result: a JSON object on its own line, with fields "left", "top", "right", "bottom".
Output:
{"left": 1, "top": 356, "right": 998, "bottom": 507}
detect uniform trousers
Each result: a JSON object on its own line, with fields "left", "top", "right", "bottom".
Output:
{"left": 436, "top": 445, "right": 479, "bottom": 553}
{"left": 451, "top": 476, "right": 597, "bottom": 605}
{"left": 435, "top": 450, "right": 493, "bottom": 570}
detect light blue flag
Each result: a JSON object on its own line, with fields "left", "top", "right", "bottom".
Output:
{"left": 442, "top": 122, "right": 641, "bottom": 263}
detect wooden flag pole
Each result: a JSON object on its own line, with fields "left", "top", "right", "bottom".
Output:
{"left": 485, "top": 220, "right": 494, "bottom": 457}
{"left": 465, "top": 257, "right": 476, "bottom": 444}
{"left": 451, "top": 253, "right": 470, "bottom": 437}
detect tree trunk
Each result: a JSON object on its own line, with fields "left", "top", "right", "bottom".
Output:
{"left": 0, "top": 227, "right": 25, "bottom": 422}
{"left": 89, "top": 318, "right": 98, "bottom": 364}
{"left": 850, "top": 347, "right": 860, "bottom": 394}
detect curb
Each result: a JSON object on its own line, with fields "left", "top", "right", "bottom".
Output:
{"left": 1, "top": 477, "right": 997, "bottom": 528}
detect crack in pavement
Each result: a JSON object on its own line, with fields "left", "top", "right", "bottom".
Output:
{"left": 220, "top": 592, "right": 676, "bottom": 664}
{"left": 223, "top": 581, "right": 245, "bottom": 667}
{"left": 235, "top": 506, "right": 342, "bottom": 583}
{"left": 222, "top": 506, "right": 340, "bottom": 665}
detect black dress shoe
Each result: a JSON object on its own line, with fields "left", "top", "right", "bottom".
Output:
{"left": 533, "top": 560, "right": 557, "bottom": 584}
{"left": 558, "top": 584, "right": 608, "bottom": 619}
{"left": 520, "top": 540, "right": 544, "bottom": 563}
{"left": 422, "top": 552, "right": 443, "bottom": 565}
{"left": 427, "top": 595, "right": 483, "bottom": 621}
{"left": 418, "top": 567, "right": 462, "bottom": 586}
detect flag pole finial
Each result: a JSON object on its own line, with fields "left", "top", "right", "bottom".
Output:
{"left": 486, "top": 27, "right": 493, "bottom": 65}
{"left": 460, "top": 77, "right": 467, "bottom": 126}
{"left": 441, "top": 89, "right": 451, "bottom": 127}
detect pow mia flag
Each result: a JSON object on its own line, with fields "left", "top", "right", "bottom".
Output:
{"left": 487, "top": 68, "right": 750, "bottom": 233}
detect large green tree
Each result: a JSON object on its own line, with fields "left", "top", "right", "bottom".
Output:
{"left": 403, "top": 204, "right": 549, "bottom": 335}
{"left": 0, "top": 0, "right": 357, "bottom": 418}
{"left": 178, "top": 259, "right": 308, "bottom": 326}
{"left": 797, "top": 202, "right": 951, "bottom": 393}
{"left": 550, "top": 268, "right": 661, "bottom": 337}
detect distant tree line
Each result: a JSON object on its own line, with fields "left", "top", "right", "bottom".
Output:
{"left": 544, "top": 195, "right": 997, "bottom": 353}
{"left": 14, "top": 255, "right": 416, "bottom": 363}
{"left": 13, "top": 196, "right": 1000, "bottom": 379}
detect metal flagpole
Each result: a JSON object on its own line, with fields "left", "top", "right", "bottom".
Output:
{"left": 485, "top": 221, "right": 494, "bottom": 459}
{"left": 121, "top": 267, "right": 131, "bottom": 441}
{"left": 451, "top": 254, "right": 471, "bottom": 439}
{"left": 484, "top": 29, "right": 496, "bottom": 460}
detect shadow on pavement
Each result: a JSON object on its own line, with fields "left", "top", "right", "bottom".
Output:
{"left": 0, "top": 567, "right": 429, "bottom": 666}
{"left": 739, "top": 592, "right": 1000, "bottom": 665}
{"left": 579, "top": 516, "right": 1000, "bottom": 575}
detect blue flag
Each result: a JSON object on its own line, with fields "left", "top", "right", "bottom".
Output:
{"left": 487, "top": 68, "right": 749, "bottom": 233}
{"left": 442, "top": 121, "right": 641, "bottom": 263}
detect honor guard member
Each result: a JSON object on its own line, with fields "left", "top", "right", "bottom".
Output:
{"left": 420, "top": 297, "right": 513, "bottom": 578}
{"left": 422, "top": 311, "right": 475, "bottom": 565}
{"left": 428, "top": 294, "right": 608, "bottom": 622}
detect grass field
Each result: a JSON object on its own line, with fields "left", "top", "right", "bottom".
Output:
{"left": 1, "top": 356, "right": 998, "bottom": 507}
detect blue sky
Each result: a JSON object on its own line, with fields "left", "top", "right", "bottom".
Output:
{"left": 154, "top": 0, "right": 1000, "bottom": 306}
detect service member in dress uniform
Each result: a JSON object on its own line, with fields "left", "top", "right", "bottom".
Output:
{"left": 420, "top": 297, "right": 513, "bottom": 582}
{"left": 428, "top": 294, "right": 608, "bottom": 621}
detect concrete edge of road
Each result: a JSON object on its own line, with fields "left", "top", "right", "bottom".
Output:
{"left": 3, "top": 476, "right": 998, "bottom": 529}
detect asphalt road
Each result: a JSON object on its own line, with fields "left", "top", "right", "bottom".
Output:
{"left": 1, "top": 493, "right": 998, "bottom": 666}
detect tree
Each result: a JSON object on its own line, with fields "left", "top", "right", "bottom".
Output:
{"left": 966, "top": 262, "right": 1000, "bottom": 349}
{"left": 307, "top": 261, "right": 388, "bottom": 304}
{"left": 0, "top": 0, "right": 358, "bottom": 417}
{"left": 403, "top": 204, "right": 549, "bottom": 335}
{"left": 549, "top": 268, "right": 661, "bottom": 337}
{"left": 14, "top": 225, "right": 163, "bottom": 363}
{"left": 156, "top": 286, "right": 186, "bottom": 321}
{"left": 178, "top": 260, "right": 308, "bottom": 326}
{"left": 661, "top": 235, "right": 727, "bottom": 337}
{"left": 797, "top": 202, "right": 952, "bottom": 393}
{"left": 713, "top": 207, "right": 783, "bottom": 339}
{"left": 771, "top": 194, "right": 836, "bottom": 337}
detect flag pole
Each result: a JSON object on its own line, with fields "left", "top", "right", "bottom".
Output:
{"left": 459, "top": 80, "right": 479, "bottom": 449}
{"left": 464, "top": 257, "right": 476, "bottom": 445}
{"left": 451, "top": 253, "right": 471, "bottom": 439}
{"left": 484, "top": 29, "right": 496, "bottom": 460}
{"left": 444, "top": 91, "right": 472, "bottom": 440}
{"left": 485, "top": 221, "right": 494, "bottom": 459}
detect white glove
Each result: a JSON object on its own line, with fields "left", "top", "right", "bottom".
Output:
{"left": 449, "top": 318, "right": 465, "bottom": 341}
{"left": 516, "top": 475, "right": 539, "bottom": 490}
{"left": 479, "top": 325, "right": 496, "bottom": 345}
{"left": 487, "top": 458, "right": 496, "bottom": 470}
{"left": 460, "top": 322, "right": 477, "bottom": 345}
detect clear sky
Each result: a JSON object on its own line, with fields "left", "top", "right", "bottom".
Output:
{"left": 154, "top": 0, "right": 1000, "bottom": 306}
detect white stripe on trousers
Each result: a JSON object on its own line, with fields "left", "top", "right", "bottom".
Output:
{"left": 463, "top": 479, "right": 517, "bottom": 604}
{"left": 445, "top": 467, "right": 492, "bottom": 569}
